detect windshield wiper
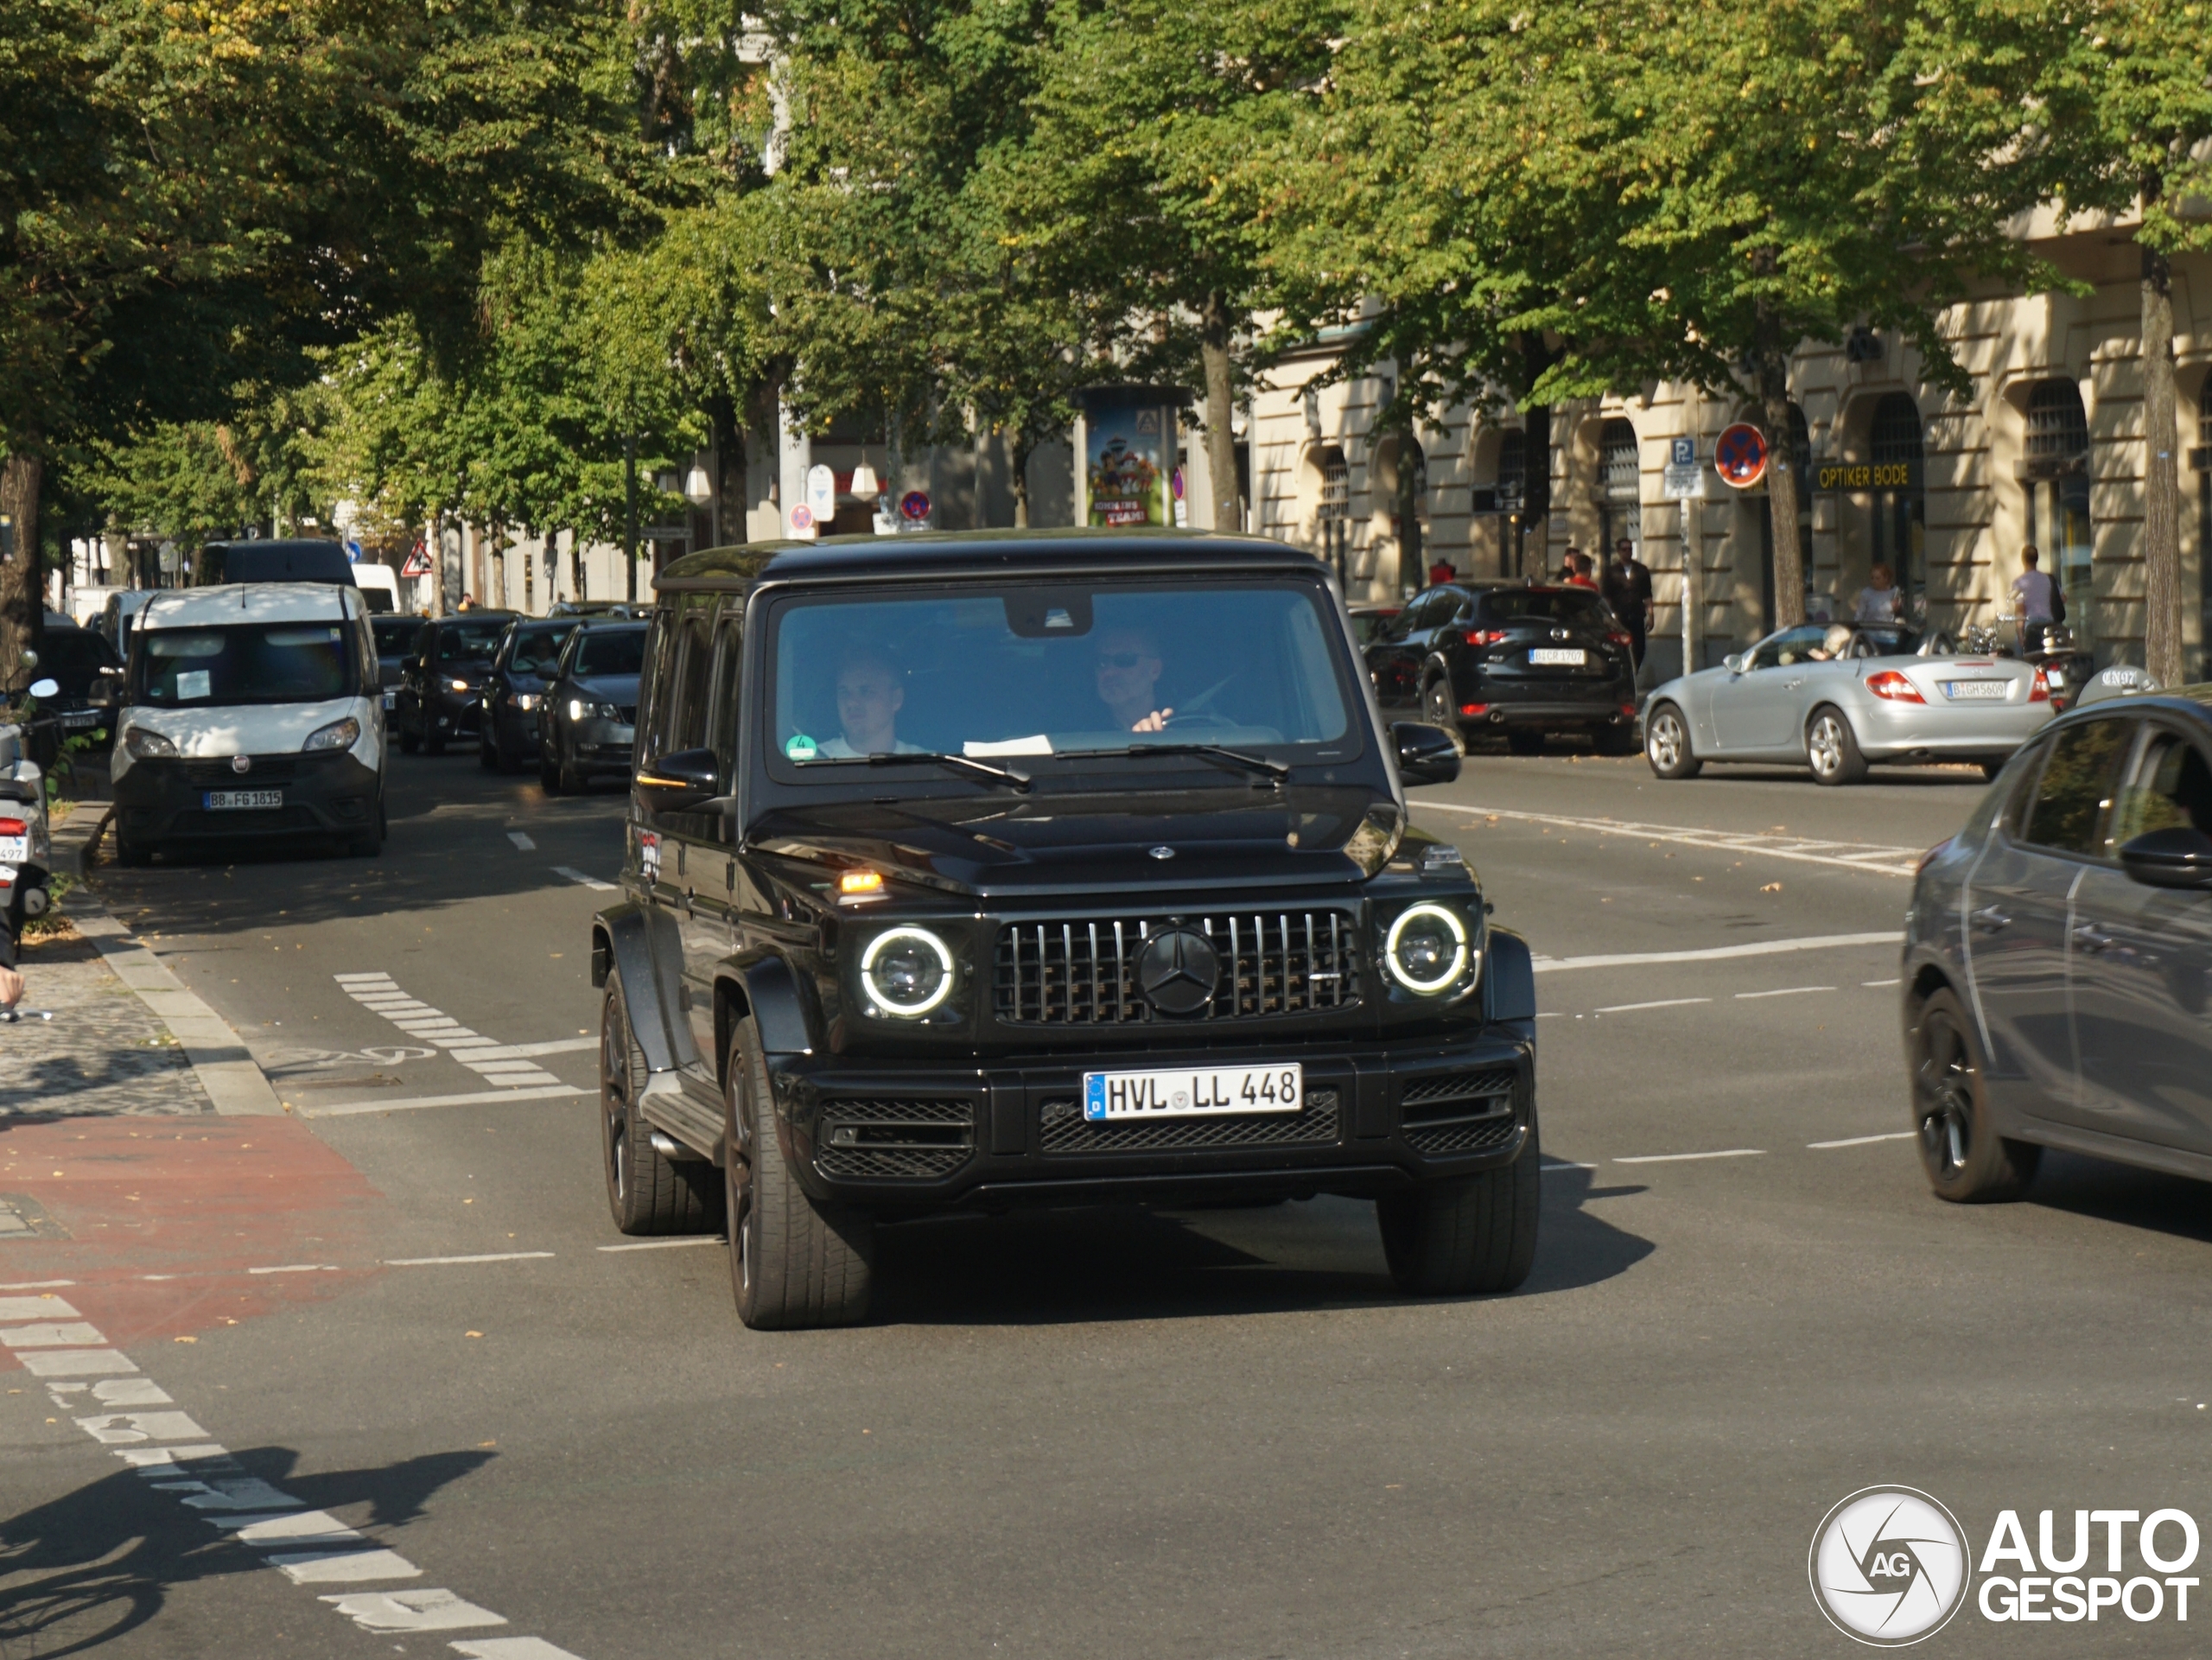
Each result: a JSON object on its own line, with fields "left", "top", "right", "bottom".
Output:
{"left": 1064, "top": 742, "right": 1291, "bottom": 785}
{"left": 868, "top": 750, "right": 1032, "bottom": 792}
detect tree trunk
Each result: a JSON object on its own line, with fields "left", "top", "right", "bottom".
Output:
{"left": 1757, "top": 333, "right": 1807, "bottom": 629}
{"left": 1522, "top": 404, "right": 1551, "bottom": 578}
{"left": 569, "top": 528, "right": 586, "bottom": 603}
{"left": 1200, "top": 291, "right": 1241, "bottom": 531}
{"left": 0, "top": 451, "right": 42, "bottom": 690}
{"left": 2140, "top": 229, "right": 2183, "bottom": 686}
{"left": 1011, "top": 432, "right": 1033, "bottom": 529}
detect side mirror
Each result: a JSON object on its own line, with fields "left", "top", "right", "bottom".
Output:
{"left": 2119, "top": 826, "right": 2212, "bottom": 891}
{"left": 27, "top": 677, "right": 57, "bottom": 700}
{"left": 635, "top": 746, "right": 721, "bottom": 814}
{"left": 1723, "top": 653, "right": 1748, "bottom": 675}
{"left": 1392, "top": 722, "right": 1462, "bottom": 786}
{"left": 87, "top": 672, "right": 119, "bottom": 707}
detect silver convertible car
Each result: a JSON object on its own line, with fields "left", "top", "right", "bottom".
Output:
{"left": 1643, "top": 621, "right": 2056, "bottom": 785}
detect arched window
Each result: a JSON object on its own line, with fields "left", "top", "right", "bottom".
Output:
{"left": 1599, "top": 419, "right": 1639, "bottom": 503}
{"left": 1494, "top": 429, "right": 1526, "bottom": 508}
{"left": 1870, "top": 394, "right": 1924, "bottom": 466}
{"left": 1316, "top": 446, "right": 1350, "bottom": 523}
{"left": 2024, "top": 378, "right": 2094, "bottom": 649}
{"left": 2028, "top": 379, "right": 2089, "bottom": 467}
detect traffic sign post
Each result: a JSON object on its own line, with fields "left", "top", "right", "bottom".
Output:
{"left": 1662, "top": 436, "right": 1705, "bottom": 502}
{"left": 898, "top": 490, "right": 931, "bottom": 529}
{"left": 1714, "top": 423, "right": 1769, "bottom": 490}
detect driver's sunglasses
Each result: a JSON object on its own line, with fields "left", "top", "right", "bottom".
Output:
{"left": 1096, "top": 652, "right": 1148, "bottom": 670}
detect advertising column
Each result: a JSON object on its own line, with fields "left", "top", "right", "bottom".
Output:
{"left": 1076, "top": 387, "right": 1185, "bottom": 529}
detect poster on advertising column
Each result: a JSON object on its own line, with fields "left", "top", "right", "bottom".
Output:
{"left": 1084, "top": 405, "right": 1172, "bottom": 528}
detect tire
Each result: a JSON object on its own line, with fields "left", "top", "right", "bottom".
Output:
{"left": 1643, "top": 702, "right": 1701, "bottom": 779}
{"left": 725, "top": 1014, "right": 874, "bottom": 1328}
{"left": 478, "top": 726, "right": 498, "bottom": 771}
{"left": 423, "top": 727, "right": 445, "bottom": 757}
{"left": 346, "top": 805, "right": 382, "bottom": 858}
{"left": 1505, "top": 728, "right": 1544, "bottom": 756}
{"left": 1594, "top": 723, "right": 1638, "bottom": 757}
{"left": 398, "top": 726, "right": 420, "bottom": 756}
{"left": 1911, "top": 987, "right": 2039, "bottom": 1202}
{"left": 1377, "top": 1106, "right": 1541, "bottom": 1295}
{"left": 114, "top": 830, "right": 151, "bottom": 868}
{"left": 540, "top": 747, "right": 563, "bottom": 794}
{"left": 557, "top": 741, "right": 584, "bottom": 796}
{"left": 1421, "top": 677, "right": 1458, "bottom": 731}
{"left": 599, "top": 977, "right": 719, "bottom": 1235}
{"left": 1806, "top": 705, "right": 1867, "bottom": 785}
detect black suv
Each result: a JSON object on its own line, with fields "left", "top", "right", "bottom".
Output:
{"left": 1366, "top": 582, "right": 1639, "bottom": 754}
{"left": 591, "top": 531, "right": 1541, "bottom": 1328}
{"left": 537, "top": 620, "right": 645, "bottom": 793}
{"left": 394, "top": 612, "right": 515, "bottom": 754}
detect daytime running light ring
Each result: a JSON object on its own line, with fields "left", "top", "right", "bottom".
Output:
{"left": 1384, "top": 902, "right": 1470, "bottom": 995}
{"left": 861, "top": 925, "right": 957, "bottom": 1016}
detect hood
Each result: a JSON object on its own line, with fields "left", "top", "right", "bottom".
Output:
{"left": 572, "top": 674, "right": 639, "bottom": 703}
{"left": 747, "top": 784, "right": 1395, "bottom": 898}
{"left": 118, "top": 694, "right": 362, "bottom": 757}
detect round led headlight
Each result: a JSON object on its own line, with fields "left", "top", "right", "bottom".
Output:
{"left": 1383, "top": 902, "right": 1470, "bottom": 995}
{"left": 861, "top": 925, "right": 956, "bottom": 1016}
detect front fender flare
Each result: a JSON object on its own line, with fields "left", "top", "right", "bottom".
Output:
{"left": 591, "top": 901, "right": 679, "bottom": 1074}
{"left": 715, "top": 951, "right": 818, "bottom": 1062}
{"left": 1484, "top": 925, "right": 1536, "bottom": 1045}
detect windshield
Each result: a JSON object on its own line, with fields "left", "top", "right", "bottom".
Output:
{"left": 437, "top": 620, "right": 511, "bottom": 663}
{"left": 769, "top": 580, "right": 1357, "bottom": 773}
{"left": 133, "top": 623, "right": 356, "bottom": 707}
{"left": 509, "top": 623, "right": 576, "bottom": 675}
{"left": 373, "top": 619, "right": 423, "bottom": 658}
{"left": 1480, "top": 589, "right": 1614, "bottom": 626}
{"left": 575, "top": 628, "right": 646, "bottom": 677}
{"left": 39, "top": 630, "right": 120, "bottom": 693}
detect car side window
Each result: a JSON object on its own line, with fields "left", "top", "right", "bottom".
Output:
{"left": 2021, "top": 717, "right": 2133, "bottom": 856}
{"left": 2109, "top": 726, "right": 2212, "bottom": 847}
{"left": 637, "top": 614, "right": 677, "bottom": 759}
{"left": 666, "top": 608, "right": 715, "bottom": 754}
{"left": 704, "top": 610, "right": 745, "bottom": 780}
{"left": 1751, "top": 626, "right": 1831, "bottom": 670}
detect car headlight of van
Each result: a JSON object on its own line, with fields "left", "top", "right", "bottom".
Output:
{"left": 861, "top": 925, "right": 956, "bottom": 1017}
{"left": 1382, "top": 902, "right": 1476, "bottom": 995}
{"left": 122, "top": 726, "right": 177, "bottom": 760}
{"left": 303, "top": 717, "right": 361, "bottom": 753}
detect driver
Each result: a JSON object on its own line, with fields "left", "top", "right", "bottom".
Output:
{"left": 1807, "top": 623, "right": 1856, "bottom": 661}
{"left": 818, "top": 646, "right": 922, "bottom": 758}
{"left": 1096, "top": 627, "right": 1173, "bottom": 732}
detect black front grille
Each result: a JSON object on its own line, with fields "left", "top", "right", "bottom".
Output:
{"left": 813, "top": 1097, "right": 976, "bottom": 1180}
{"left": 167, "top": 805, "right": 324, "bottom": 833}
{"left": 1400, "top": 1067, "right": 1520, "bottom": 1156}
{"left": 180, "top": 756, "right": 302, "bottom": 786}
{"left": 995, "top": 911, "right": 1359, "bottom": 1025}
{"left": 1038, "top": 1088, "right": 1341, "bottom": 1154}
{"left": 1405, "top": 1114, "right": 1519, "bottom": 1156}
{"left": 1402, "top": 1068, "right": 1518, "bottom": 1110}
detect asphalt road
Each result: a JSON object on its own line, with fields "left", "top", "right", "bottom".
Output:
{"left": 10, "top": 745, "right": 2212, "bottom": 1658}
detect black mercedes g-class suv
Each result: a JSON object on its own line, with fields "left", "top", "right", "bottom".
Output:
{"left": 592, "top": 531, "right": 1541, "bottom": 1327}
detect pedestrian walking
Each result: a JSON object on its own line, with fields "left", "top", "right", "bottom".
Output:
{"left": 2009, "top": 544, "right": 2060, "bottom": 652}
{"left": 1853, "top": 563, "right": 1904, "bottom": 624}
{"left": 1601, "top": 538, "right": 1654, "bottom": 668}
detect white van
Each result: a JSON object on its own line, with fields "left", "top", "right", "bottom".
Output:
{"left": 353, "top": 562, "right": 401, "bottom": 614}
{"left": 106, "top": 584, "right": 386, "bottom": 865}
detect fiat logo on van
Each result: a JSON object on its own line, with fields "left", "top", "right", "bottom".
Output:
{"left": 231, "top": 755, "right": 251, "bottom": 774}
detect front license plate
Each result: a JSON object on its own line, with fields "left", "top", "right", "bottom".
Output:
{"left": 1529, "top": 647, "right": 1586, "bottom": 665}
{"left": 60, "top": 709, "right": 99, "bottom": 728}
{"left": 202, "top": 790, "right": 283, "bottom": 811}
{"left": 1083, "top": 1062, "right": 1304, "bottom": 1123}
{"left": 382, "top": 690, "right": 397, "bottom": 709}
{"left": 1942, "top": 680, "right": 2010, "bottom": 701}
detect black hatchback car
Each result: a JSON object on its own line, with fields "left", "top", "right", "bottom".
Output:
{"left": 589, "top": 531, "right": 1541, "bottom": 1328}
{"left": 1366, "top": 582, "right": 1639, "bottom": 754}
{"left": 394, "top": 612, "right": 515, "bottom": 754}
{"left": 537, "top": 621, "right": 644, "bottom": 793}
{"left": 479, "top": 617, "right": 579, "bottom": 773}
{"left": 1903, "top": 686, "right": 2212, "bottom": 1202}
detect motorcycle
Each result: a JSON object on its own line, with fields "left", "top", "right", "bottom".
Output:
{"left": 0, "top": 677, "right": 61, "bottom": 970}
{"left": 2018, "top": 621, "right": 2096, "bottom": 711}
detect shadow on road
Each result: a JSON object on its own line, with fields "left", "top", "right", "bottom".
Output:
{"left": 871, "top": 1169, "right": 1652, "bottom": 1325}
{"left": 0, "top": 1447, "right": 493, "bottom": 1657}
{"left": 2024, "top": 1149, "right": 2212, "bottom": 1247}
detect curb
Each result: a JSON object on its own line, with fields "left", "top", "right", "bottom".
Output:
{"left": 51, "top": 809, "right": 285, "bottom": 1117}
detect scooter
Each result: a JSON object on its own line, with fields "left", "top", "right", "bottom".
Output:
{"left": 0, "top": 677, "right": 61, "bottom": 970}
{"left": 2018, "top": 621, "right": 2095, "bottom": 711}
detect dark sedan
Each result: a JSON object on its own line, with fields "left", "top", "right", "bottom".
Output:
{"left": 371, "top": 617, "right": 424, "bottom": 715}
{"left": 537, "top": 621, "right": 644, "bottom": 793}
{"left": 395, "top": 612, "right": 516, "bottom": 754}
{"left": 1365, "top": 582, "right": 1639, "bottom": 754}
{"left": 34, "top": 626, "right": 124, "bottom": 756}
{"left": 1903, "top": 686, "right": 2212, "bottom": 1202}
{"left": 479, "top": 617, "right": 579, "bottom": 773}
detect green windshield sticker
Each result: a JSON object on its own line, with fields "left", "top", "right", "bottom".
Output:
{"left": 785, "top": 734, "right": 818, "bottom": 760}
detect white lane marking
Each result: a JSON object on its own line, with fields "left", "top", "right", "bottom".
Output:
{"left": 1809, "top": 1131, "right": 1917, "bottom": 1148}
{"left": 276, "top": 1549, "right": 426, "bottom": 1584}
{"left": 1592, "top": 997, "right": 1713, "bottom": 1014}
{"left": 507, "top": 832, "right": 537, "bottom": 850}
{"left": 334, "top": 974, "right": 567, "bottom": 1089}
{"left": 208, "top": 1509, "right": 366, "bottom": 1547}
{"left": 300, "top": 1085, "right": 587, "bottom": 1118}
{"left": 1535, "top": 1011, "right": 1565, "bottom": 1019}
{"left": 1531, "top": 932, "right": 1898, "bottom": 973}
{"left": 1735, "top": 985, "right": 1835, "bottom": 1000}
{"left": 0, "top": 1280, "right": 77, "bottom": 1292}
{"left": 321, "top": 1589, "right": 508, "bottom": 1635}
{"left": 383, "top": 1252, "right": 556, "bottom": 1268}
{"left": 78, "top": 1409, "right": 208, "bottom": 1443}
{"left": 2, "top": 1321, "right": 105, "bottom": 1346}
{"left": 597, "top": 1237, "right": 726, "bottom": 1253}
{"left": 462, "top": 1038, "right": 595, "bottom": 1060}
{"left": 1421, "top": 801, "right": 1923, "bottom": 876}
{"left": 0, "top": 1294, "right": 81, "bottom": 1320}
{"left": 553, "top": 867, "right": 615, "bottom": 891}
{"left": 89, "top": 1378, "right": 174, "bottom": 1407}
{"left": 1862, "top": 977, "right": 1903, "bottom": 988}
{"left": 1540, "top": 1161, "right": 1599, "bottom": 1173}
{"left": 21, "top": 1349, "right": 138, "bottom": 1376}
{"left": 1614, "top": 1148, "right": 1767, "bottom": 1164}
{"left": 454, "top": 1639, "right": 591, "bottom": 1660}
{"left": 164, "top": 1476, "right": 297, "bottom": 1509}
{"left": 247, "top": 1263, "right": 342, "bottom": 1275}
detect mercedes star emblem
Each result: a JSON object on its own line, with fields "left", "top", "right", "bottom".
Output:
{"left": 1148, "top": 845, "right": 1175, "bottom": 861}
{"left": 1136, "top": 929, "right": 1220, "bottom": 1016}
{"left": 1550, "top": 626, "right": 1570, "bottom": 641}
{"left": 230, "top": 755, "right": 251, "bottom": 774}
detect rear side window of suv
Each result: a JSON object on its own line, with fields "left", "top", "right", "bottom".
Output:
{"left": 2020, "top": 717, "right": 2133, "bottom": 855}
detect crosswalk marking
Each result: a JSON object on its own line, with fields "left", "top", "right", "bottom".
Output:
{"left": 334, "top": 975, "right": 565, "bottom": 1089}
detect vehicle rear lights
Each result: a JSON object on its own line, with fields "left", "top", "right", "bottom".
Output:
{"left": 2030, "top": 669, "right": 2050, "bottom": 703}
{"left": 861, "top": 926, "right": 955, "bottom": 1017}
{"left": 0, "top": 818, "right": 22, "bottom": 837}
{"left": 1383, "top": 903, "right": 1471, "bottom": 995}
{"left": 1866, "top": 671, "right": 1924, "bottom": 703}
{"left": 1459, "top": 703, "right": 1490, "bottom": 717}
{"left": 1605, "top": 631, "right": 1634, "bottom": 649}
{"left": 1620, "top": 703, "right": 1637, "bottom": 717}
{"left": 840, "top": 869, "right": 884, "bottom": 897}
{"left": 1464, "top": 629, "right": 1509, "bottom": 647}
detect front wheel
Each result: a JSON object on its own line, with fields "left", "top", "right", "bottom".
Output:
{"left": 1377, "top": 1110, "right": 1541, "bottom": 1296}
{"left": 726, "top": 1014, "right": 874, "bottom": 1328}
{"left": 478, "top": 726, "right": 499, "bottom": 771}
{"left": 1912, "top": 987, "right": 2039, "bottom": 1202}
{"left": 1806, "top": 705, "right": 1867, "bottom": 785}
{"left": 397, "top": 725, "right": 420, "bottom": 756}
{"left": 1643, "top": 703, "right": 1701, "bottom": 779}
{"left": 540, "top": 745, "right": 563, "bottom": 794}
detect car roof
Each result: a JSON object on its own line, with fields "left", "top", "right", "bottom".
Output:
{"left": 2054, "top": 683, "right": 2212, "bottom": 724}
{"left": 652, "top": 528, "right": 1323, "bottom": 593}
{"left": 140, "top": 583, "right": 365, "bottom": 627}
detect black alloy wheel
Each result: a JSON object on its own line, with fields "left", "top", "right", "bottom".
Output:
{"left": 478, "top": 716, "right": 499, "bottom": 771}
{"left": 1422, "top": 678, "right": 1457, "bottom": 730}
{"left": 1911, "top": 987, "right": 2038, "bottom": 1202}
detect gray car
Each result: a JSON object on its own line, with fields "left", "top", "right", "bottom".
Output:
{"left": 1642, "top": 620, "right": 2054, "bottom": 785}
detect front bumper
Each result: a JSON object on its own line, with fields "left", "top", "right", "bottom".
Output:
{"left": 562, "top": 718, "right": 636, "bottom": 773}
{"left": 429, "top": 690, "right": 480, "bottom": 738}
{"left": 766, "top": 1029, "right": 1535, "bottom": 1211}
{"left": 113, "top": 751, "right": 381, "bottom": 843}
